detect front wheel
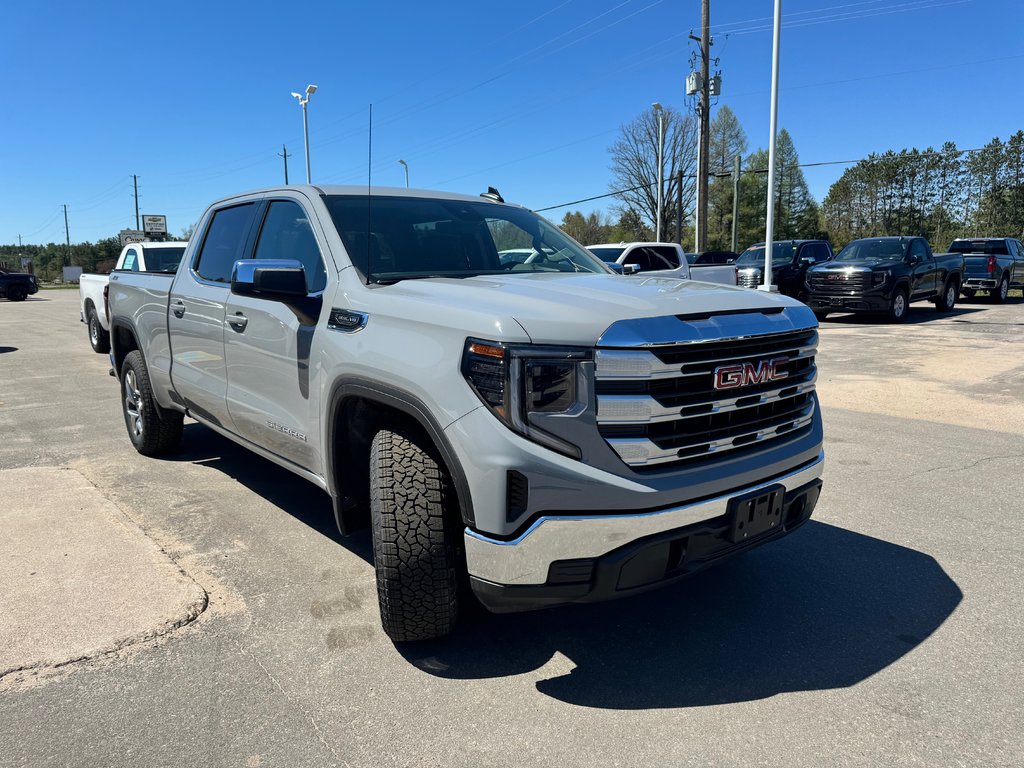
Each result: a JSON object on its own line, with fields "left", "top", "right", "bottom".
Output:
{"left": 87, "top": 306, "right": 110, "bottom": 353}
{"left": 6, "top": 284, "right": 27, "bottom": 302}
{"left": 936, "top": 280, "right": 957, "bottom": 312}
{"left": 886, "top": 288, "right": 909, "bottom": 323}
{"left": 370, "top": 427, "right": 461, "bottom": 642}
{"left": 120, "top": 351, "right": 183, "bottom": 456}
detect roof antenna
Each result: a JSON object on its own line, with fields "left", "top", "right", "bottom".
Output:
{"left": 366, "top": 103, "right": 372, "bottom": 286}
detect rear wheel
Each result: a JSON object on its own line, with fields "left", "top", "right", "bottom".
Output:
{"left": 369, "top": 427, "right": 461, "bottom": 642}
{"left": 87, "top": 306, "right": 110, "bottom": 353}
{"left": 6, "top": 284, "right": 27, "bottom": 302}
{"left": 120, "top": 351, "right": 183, "bottom": 456}
{"left": 886, "top": 288, "right": 908, "bottom": 323}
{"left": 992, "top": 275, "right": 1009, "bottom": 304}
{"left": 936, "top": 280, "right": 957, "bottom": 312}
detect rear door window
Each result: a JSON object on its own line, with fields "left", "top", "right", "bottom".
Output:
{"left": 194, "top": 203, "right": 257, "bottom": 283}
{"left": 647, "top": 245, "right": 680, "bottom": 269}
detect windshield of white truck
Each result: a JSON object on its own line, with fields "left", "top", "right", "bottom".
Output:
{"left": 324, "top": 195, "right": 611, "bottom": 282}
{"left": 833, "top": 240, "right": 907, "bottom": 262}
{"left": 737, "top": 243, "right": 795, "bottom": 266}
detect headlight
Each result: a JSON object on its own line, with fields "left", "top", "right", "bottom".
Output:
{"left": 872, "top": 270, "right": 889, "bottom": 287}
{"left": 462, "top": 338, "right": 589, "bottom": 458}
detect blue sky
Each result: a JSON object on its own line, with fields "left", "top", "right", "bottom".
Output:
{"left": 2, "top": 0, "right": 1022, "bottom": 245}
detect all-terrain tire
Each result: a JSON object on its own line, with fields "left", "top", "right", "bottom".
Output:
{"left": 369, "top": 427, "right": 460, "bottom": 642}
{"left": 87, "top": 305, "right": 111, "bottom": 353}
{"left": 6, "top": 284, "right": 27, "bottom": 301}
{"left": 936, "top": 279, "right": 957, "bottom": 312}
{"left": 120, "top": 350, "right": 183, "bottom": 456}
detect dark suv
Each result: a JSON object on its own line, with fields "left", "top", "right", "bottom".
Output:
{"left": 0, "top": 269, "right": 39, "bottom": 301}
{"left": 735, "top": 240, "right": 833, "bottom": 298}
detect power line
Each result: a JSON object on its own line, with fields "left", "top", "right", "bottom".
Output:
{"left": 532, "top": 144, "right": 990, "bottom": 213}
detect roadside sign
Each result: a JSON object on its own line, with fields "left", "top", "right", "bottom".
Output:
{"left": 142, "top": 215, "right": 167, "bottom": 237}
{"left": 119, "top": 229, "right": 146, "bottom": 246}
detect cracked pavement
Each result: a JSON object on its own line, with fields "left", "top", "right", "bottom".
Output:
{"left": 0, "top": 290, "right": 1022, "bottom": 767}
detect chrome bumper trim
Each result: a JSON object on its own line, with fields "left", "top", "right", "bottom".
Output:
{"left": 464, "top": 451, "right": 825, "bottom": 586}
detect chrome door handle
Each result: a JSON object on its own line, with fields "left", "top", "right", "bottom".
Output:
{"left": 171, "top": 300, "right": 186, "bottom": 318}
{"left": 227, "top": 313, "right": 248, "bottom": 331}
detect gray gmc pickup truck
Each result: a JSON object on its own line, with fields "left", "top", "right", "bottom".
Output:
{"left": 107, "top": 185, "right": 825, "bottom": 641}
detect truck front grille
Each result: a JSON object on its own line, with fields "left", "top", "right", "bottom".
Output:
{"left": 736, "top": 268, "right": 761, "bottom": 289}
{"left": 808, "top": 271, "right": 871, "bottom": 294}
{"left": 595, "top": 327, "right": 817, "bottom": 470}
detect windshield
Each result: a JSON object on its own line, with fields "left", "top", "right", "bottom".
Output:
{"left": 737, "top": 243, "right": 795, "bottom": 266}
{"left": 144, "top": 247, "right": 186, "bottom": 273}
{"left": 834, "top": 239, "right": 907, "bottom": 262}
{"left": 325, "top": 195, "right": 611, "bottom": 282}
{"left": 949, "top": 239, "right": 1009, "bottom": 255}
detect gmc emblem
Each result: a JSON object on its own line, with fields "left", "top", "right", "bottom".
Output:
{"left": 714, "top": 358, "right": 789, "bottom": 390}
{"left": 826, "top": 273, "right": 843, "bottom": 281}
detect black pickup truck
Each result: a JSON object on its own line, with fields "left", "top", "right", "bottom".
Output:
{"left": 0, "top": 269, "right": 39, "bottom": 302}
{"left": 805, "top": 236, "right": 964, "bottom": 322}
{"left": 735, "top": 240, "right": 833, "bottom": 299}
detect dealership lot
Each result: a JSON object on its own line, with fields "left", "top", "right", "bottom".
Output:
{"left": 1, "top": 290, "right": 1022, "bottom": 767}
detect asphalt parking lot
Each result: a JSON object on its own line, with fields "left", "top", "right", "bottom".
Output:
{"left": 1, "top": 289, "right": 1023, "bottom": 767}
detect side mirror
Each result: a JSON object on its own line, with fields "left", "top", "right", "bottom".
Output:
{"left": 799, "top": 256, "right": 814, "bottom": 266}
{"left": 622, "top": 263, "right": 640, "bottom": 275}
{"left": 906, "top": 253, "right": 919, "bottom": 266}
{"left": 231, "top": 259, "right": 308, "bottom": 298}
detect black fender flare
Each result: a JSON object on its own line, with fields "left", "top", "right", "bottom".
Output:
{"left": 325, "top": 377, "right": 475, "bottom": 534}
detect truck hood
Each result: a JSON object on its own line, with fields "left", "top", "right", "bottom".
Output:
{"left": 811, "top": 261, "right": 898, "bottom": 272}
{"left": 377, "top": 272, "right": 807, "bottom": 346}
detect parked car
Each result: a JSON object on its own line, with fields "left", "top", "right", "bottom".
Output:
{"left": 586, "top": 242, "right": 735, "bottom": 285}
{"left": 108, "top": 184, "right": 824, "bottom": 641}
{"left": 79, "top": 241, "right": 187, "bottom": 353}
{"left": 0, "top": 269, "right": 39, "bottom": 302}
{"left": 805, "top": 236, "right": 964, "bottom": 322}
{"left": 949, "top": 238, "right": 1024, "bottom": 303}
{"left": 735, "top": 240, "right": 833, "bottom": 299}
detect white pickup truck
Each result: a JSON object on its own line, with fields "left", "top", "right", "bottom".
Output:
{"left": 79, "top": 241, "right": 187, "bottom": 353}
{"left": 587, "top": 242, "right": 736, "bottom": 285}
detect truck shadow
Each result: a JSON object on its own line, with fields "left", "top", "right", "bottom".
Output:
{"left": 821, "top": 305, "right": 985, "bottom": 325}
{"left": 165, "top": 425, "right": 961, "bottom": 711}
{"left": 400, "top": 522, "right": 962, "bottom": 710}
{"left": 168, "top": 423, "right": 374, "bottom": 562}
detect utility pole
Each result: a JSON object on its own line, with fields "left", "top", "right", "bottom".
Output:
{"left": 676, "top": 170, "right": 683, "bottom": 246}
{"left": 697, "top": 0, "right": 711, "bottom": 253}
{"left": 133, "top": 175, "right": 140, "bottom": 229}
{"left": 760, "top": 0, "right": 782, "bottom": 292}
{"left": 63, "top": 204, "right": 71, "bottom": 267}
{"left": 279, "top": 144, "right": 292, "bottom": 184}
{"left": 652, "top": 102, "right": 664, "bottom": 241}
{"left": 731, "top": 154, "right": 741, "bottom": 252}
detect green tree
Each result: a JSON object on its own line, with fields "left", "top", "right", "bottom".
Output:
{"left": 559, "top": 210, "right": 611, "bottom": 245}
{"left": 706, "top": 105, "right": 749, "bottom": 250}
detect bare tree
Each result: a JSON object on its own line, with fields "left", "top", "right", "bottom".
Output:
{"left": 608, "top": 107, "right": 698, "bottom": 242}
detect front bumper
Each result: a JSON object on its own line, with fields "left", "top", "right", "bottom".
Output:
{"left": 806, "top": 289, "right": 890, "bottom": 313}
{"left": 465, "top": 451, "right": 824, "bottom": 612}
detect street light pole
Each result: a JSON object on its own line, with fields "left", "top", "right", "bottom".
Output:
{"left": 291, "top": 84, "right": 318, "bottom": 184}
{"left": 760, "top": 0, "right": 782, "bottom": 293}
{"left": 652, "top": 102, "right": 664, "bottom": 242}
{"left": 398, "top": 159, "right": 409, "bottom": 188}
